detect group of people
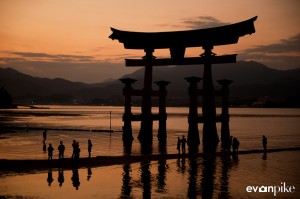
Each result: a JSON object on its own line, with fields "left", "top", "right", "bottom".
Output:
{"left": 177, "top": 135, "right": 187, "bottom": 154}
{"left": 45, "top": 131, "right": 93, "bottom": 160}
{"left": 71, "top": 140, "right": 80, "bottom": 160}
{"left": 227, "top": 136, "right": 240, "bottom": 154}
{"left": 47, "top": 142, "right": 67, "bottom": 161}
{"left": 45, "top": 129, "right": 268, "bottom": 160}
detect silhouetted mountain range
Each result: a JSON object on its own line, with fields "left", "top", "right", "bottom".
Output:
{"left": 1, "top": 61, "right": 299, "bottom": 107}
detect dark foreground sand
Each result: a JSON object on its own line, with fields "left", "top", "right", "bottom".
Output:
{"left": 1, "top": 147, "right": 299, "bottom": 173}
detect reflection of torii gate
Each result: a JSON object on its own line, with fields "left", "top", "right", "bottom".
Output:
{"left": 110, "top": 16, "right": 257, "bottom": 153}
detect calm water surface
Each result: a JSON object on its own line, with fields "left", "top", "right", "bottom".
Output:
{"left": 0, "top": 106, "right": 299, "bottom": 159}
{"left": 0, "top": 106, "right": 299, "bottom": 198}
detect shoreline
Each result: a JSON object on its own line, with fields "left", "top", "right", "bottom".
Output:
{"left": 1, "top": 147, "right": 299, "bottom": 172}
{"left": 0, "top": 125, "right": 120, "bottom": 133}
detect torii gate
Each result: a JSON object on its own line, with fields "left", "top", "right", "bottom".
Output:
{"left": 109, "top": 16, "right": 257, "bottom": 153}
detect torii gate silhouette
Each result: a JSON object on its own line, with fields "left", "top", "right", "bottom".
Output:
{"left": 110, "top": 16, "right": 257, "bottom": 154}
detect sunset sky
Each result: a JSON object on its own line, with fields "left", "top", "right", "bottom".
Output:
{"left": 0, "top": 0, "right": 299, "bottom": 83}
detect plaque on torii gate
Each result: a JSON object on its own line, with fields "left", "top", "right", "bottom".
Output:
{"left": 110, "top": 16, "right": 257, "bottom": 152}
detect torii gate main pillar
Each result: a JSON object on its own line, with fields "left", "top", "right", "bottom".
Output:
{"left": 185, "top": 76, "right": 202, "bottom": 153}
{"left": 138, "top": 49, "right": 154, "bottom": 151}
{"left": 202, "top": 46, "right": 219, "bottom": 150}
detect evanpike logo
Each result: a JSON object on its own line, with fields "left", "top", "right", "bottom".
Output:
{"left": 246, "top": 182, "right": 295, "bottom": 196}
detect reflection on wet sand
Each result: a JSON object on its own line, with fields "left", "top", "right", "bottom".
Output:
{"left": 187, "top": 157, "right": 198, "bottom": 198}
{"left": 156, "top": 159, "right": 167, "bottom": 193}
{"left": 58, "top": 168, "right": 64, "bottom": 187}
{"left": 177, "top": 157, "right": 187, "bottom": 174}
{"left": 43, "top": 141, "right": 46, "bottom": 153}
{"left": 87, "top": 167, "right": 92, "bottom": 181}
{"left": 47, "top": 169, "right": 54, "bottom": 186}
{"left": 121, "top": 164, "right": 131, "bottom": 198}
{"left": 46, "top": 167, "right": 93, "bottom": 189}
{"left": 200, "top": 155, "right": 216, "bottom": 199}
{"left": 35, "top": 152, "right": 285, "bottom": 199}
{"left": 219, "top": 155, "right": 232, "bottom": 199}
{"left": 120, "top": 156, "right": 232, "bottom": 198}
{"left": 140, "top": 161, "right": 151, "bottom": 198}
{"left": 71, "top": 168, "right": 80, "bottom": 190}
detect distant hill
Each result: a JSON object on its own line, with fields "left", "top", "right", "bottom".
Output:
{"left": 0, "top": 68, "right": 91, "bottom": 104}
{"left": 0, "top": 67, "right": 89, "bottom": 96}
{"left": 1, "top": 61, "right": 299, "bottom": 106}
{"left": 120, "top": 61, "right": 300, "bottom": 102}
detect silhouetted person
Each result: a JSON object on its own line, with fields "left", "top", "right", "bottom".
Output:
{"left": 88, "top": 139, "right": 92, "bottom": 158}
{"left": 181, "top": 135, "right": 186, "bottom": 154}
{"left": 262, "top": 135, "right": 267, "bottom": 153}
{"left": 232, "top": 137, "right": 239, "bottom": 154}
{"left": 177, "top": 137, "right": 181, "bottom": 154}
{"left": 227, "top": 136, "right": 233, "bottom": 153}
{"left": 47, "top": 143, "right": 54, "bottom": 160}
{"left": 43, "top": 130, "right": 47, "bottom": 141}
{"left": 58, "top": 141, "right": 65, "bottom": 159}
{"left": 71, "top": 140, "right": 76, "bottom": 158}
{"left": 47, "top": 169, "right": 53, "bottom": 186}
{"left": 74, "top": 142, "right": 80, "bottom": 159}
{"left": 58, "top": 168, "right": 64, "bottom": 187}
{"left": 43, "top": 141, "right": 46, "bottom": 153}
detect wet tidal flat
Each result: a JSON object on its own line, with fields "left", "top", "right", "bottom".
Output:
{"left": 0, "top": 151, "right": 300, "bottom": 199}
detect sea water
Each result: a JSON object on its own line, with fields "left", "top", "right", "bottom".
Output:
{"left": 0, "top": 106, "right": 299, "bottom": 159}
{"left": 0, "top": 106, "right": 300, "bottom": 198}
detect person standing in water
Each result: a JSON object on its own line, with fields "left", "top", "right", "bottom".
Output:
{"left": 43, "top": 129, "right": 47, "bottom": 141}
{"left": 71, "top": 140, "right": 76, "bottom": 158}
{"left": 74, "top": 142, "right": 80, "bottom": 159}
{"left": 181, "top": 136, "right": 186, "bottom": 154}
{"left": 262, "top": 135, "right": 267, "bottom": 153}
{"left": 58, "top": 141, "right": 65, "bottom": 159}
{"left": 48, "top": 143, "right": 54, "bottom": 160}
{"left": 227, "top": 136, "right": 233, "bottom": 153}
{"left": 232, "top": 137, "right": 240, "bottom": 154}
{"left": 88, "top": 139, "right": 92, "bottom": 158}
{"left": 177, "top": 137, "right": 181, "bottom": 154}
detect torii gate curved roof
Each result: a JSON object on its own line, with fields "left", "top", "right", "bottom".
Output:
{"left": 109, "top": 16, "right": 257, "bottom": 50}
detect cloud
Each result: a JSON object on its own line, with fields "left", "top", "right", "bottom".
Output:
{"left": 243, "top": 33, "right": 300, "bottom": 54}
{"left": 0, "top": 51, "right": 138, "bottom": 83}
{"left": 238, "top": 54, "right": 300, "bottom": 70}
{"left": 157, "top": 16, "right": 228, "bottom": 30}
{"left": 181, "top": 16, "right": 229, "bottom": 29}
{"left": 6, "top": 51, "right": 96, "bottom": 62}
{"left": 239, "top": 33, "right": 300, "bottom": 70}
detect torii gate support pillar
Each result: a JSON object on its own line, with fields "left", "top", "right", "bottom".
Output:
{"left": 185, "top": 76, "right": 202, "bottom": 153}
{"left": 156, "top": 80, "right": 170, "bottom": 152}
{"left": 120, "top": 78, "right": 136, "bottom": 154}
{"left": 217, "top": 79, "right": 233, "bottom": 149}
